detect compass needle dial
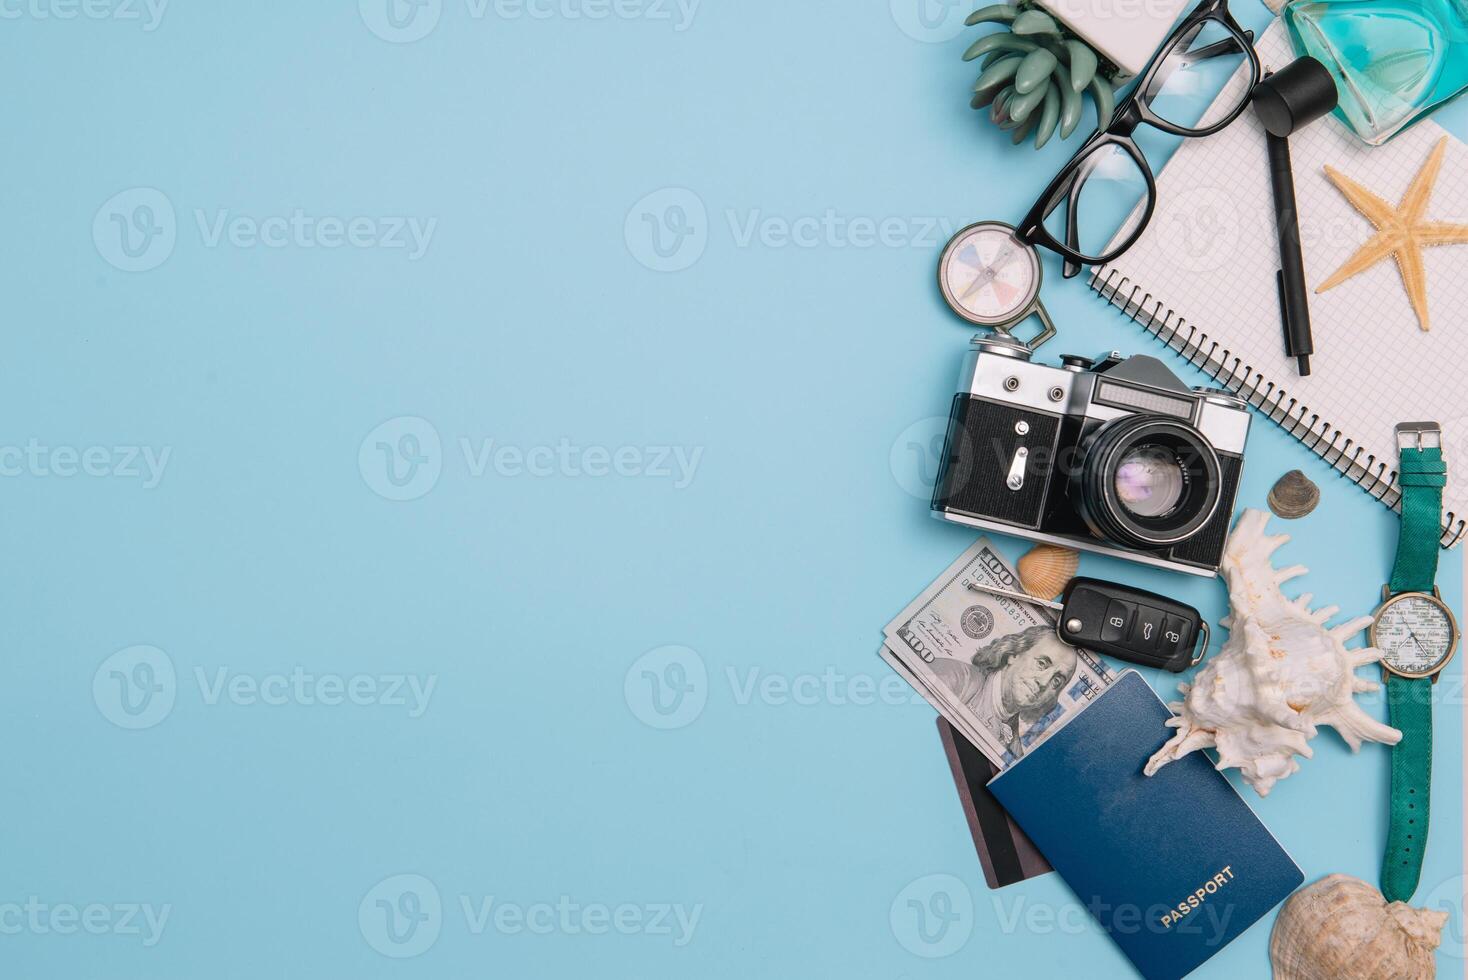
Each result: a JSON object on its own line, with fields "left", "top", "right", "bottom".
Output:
{"left": 938, "top": 221, "right": 1046, "bottom": 334}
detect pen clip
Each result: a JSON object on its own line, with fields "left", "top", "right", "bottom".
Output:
{"left": 1275, "top": 269, "right": 1293, "bottom": 343}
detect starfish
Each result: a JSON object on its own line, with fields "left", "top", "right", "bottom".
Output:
{"left": 1315, "top": 136, "right": 1468, "bottom": 332}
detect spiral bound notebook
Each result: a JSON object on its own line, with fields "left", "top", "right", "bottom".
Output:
{"left": 1089, "top": 23, "right": 1468, "bottom": 547}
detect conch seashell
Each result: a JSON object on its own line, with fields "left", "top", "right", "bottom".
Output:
{"left": 1270, "top": 874, "right": 1448, "bottom": 980}
{"left": 1268, "top": 470, "right": 1321, "bottom": 520}
{"left": 1017, "top": 544, "right": 1079, "bottom": 600}
{"left": 1145, "top": 509, "right": 1402, "bottom": 796}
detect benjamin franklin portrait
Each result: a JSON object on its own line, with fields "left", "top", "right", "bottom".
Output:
{"left": 929, "top": 624, "right": 1079, "bottom": 759}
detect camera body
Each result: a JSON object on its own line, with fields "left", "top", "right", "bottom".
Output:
{"left": 932, "top": 337, "right": 1251, "bottom": 577}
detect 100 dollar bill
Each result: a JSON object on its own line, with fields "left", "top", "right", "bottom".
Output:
{"left": 882, "top": 538, "right": 1113, "bottom": 769}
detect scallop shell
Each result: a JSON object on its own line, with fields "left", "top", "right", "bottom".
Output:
{"left": 1017, "top": 544, "right": 1079, "bottom": 600}
{"left": 1268, "top": 470, "right": 1321, "bottom": 520}
{"left": 1270, "top": 874, "right": 1447, "bottom": 980}
{"left": 1145, "top": 510, "right": 1401, "bottom": 796}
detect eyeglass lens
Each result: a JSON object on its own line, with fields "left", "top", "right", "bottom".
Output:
{"left": 1036, "top": 18, "right": 1253, "bottom": 262}
{"left": 1145, "top": 19, "right": 1252, "bottom": 132}
{"left": 1040, "top": 144, "right": 1152, "bottom": 261}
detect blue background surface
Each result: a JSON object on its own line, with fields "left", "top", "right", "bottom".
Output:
{"left": 3, "top": 1, "right": 1465, "bottom": 977}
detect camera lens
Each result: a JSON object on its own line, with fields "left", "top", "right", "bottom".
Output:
{"left": 1113, "top": 446, "right": 1186, "bottom": 518}
{"left": 1072, "top": 416, "right": 1222, "bottom": 549}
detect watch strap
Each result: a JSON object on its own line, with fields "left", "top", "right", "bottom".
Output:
{"left": 1389, "top": 443, "right": 1446, "bottom": 594}
{"left": 1381, "top": 673, "right": 1433, "bottom": 903}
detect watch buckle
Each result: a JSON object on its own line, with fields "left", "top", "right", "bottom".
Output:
{"left": 1396, "top": 421, "right": 1442, "bottom": 451}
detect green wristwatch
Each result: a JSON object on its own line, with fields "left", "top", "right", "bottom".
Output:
{"left": 1372, "top": 422, "right": 1459, "bottom": 903}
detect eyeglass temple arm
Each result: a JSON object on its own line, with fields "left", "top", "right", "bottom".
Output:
{"left": 1061, "top": 153, "right": 1104, "bottom": 278}
{"left": 1165, "top": 31, "right": 1253, "bottom": 72}
{"left": 1135, "top": 28, "right": 1253, "bottom": 101}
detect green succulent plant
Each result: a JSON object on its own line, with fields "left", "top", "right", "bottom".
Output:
{"left": 963, "top": 2, "right": 1127, "bottom": 149}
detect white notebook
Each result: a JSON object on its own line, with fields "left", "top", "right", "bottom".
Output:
{"left": 1090, "top": 22, "right": 1468, "bottom": 546}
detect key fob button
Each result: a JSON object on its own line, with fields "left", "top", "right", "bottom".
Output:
{"left": 1161, "top": 615, "right": 1193, "bottom": 654}
{"left": 1101, "top": 600, "right": 1136, "bottom": 643}
{"left": 1131, "top": 606, "right": 1167, "bottom": 652}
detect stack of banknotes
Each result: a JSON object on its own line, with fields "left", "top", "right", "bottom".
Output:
{"left": 881, "top": 538, "right": 1114, "bottom": 770}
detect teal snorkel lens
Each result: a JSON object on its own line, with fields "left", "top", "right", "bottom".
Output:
{"left": 938, "top": 220, "right": 1056, "bottom": 351}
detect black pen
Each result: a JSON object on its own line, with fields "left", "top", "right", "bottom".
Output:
{"left": 1252, "top": 60, "right": 1339, "bottom": 378}
{"left": 1268, "top": 130, "right": 1313, "bottom": 376}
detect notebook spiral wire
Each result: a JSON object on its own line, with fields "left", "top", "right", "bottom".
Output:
{"left": 1093, "top": 268, "right": 1465, "bottom": 548}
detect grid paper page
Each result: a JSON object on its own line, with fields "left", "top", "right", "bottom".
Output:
{"left": 1092, "top": 22, "right": 1468, "bottom": 540}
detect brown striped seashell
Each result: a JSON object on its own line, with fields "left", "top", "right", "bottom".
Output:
{"left": 1268, "top": 470, "right": 1321, "bottom": 520}
{"left": 1017, "top": 544, "right": 1079, "bottom": 600}
{"left": 1270, "top": 874, "right": 1447, "bottom": 980}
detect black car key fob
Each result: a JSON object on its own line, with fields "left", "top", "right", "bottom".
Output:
{"left": 1056, "top": 578, "right": 1209, "bottom": 672}
{"left": 969, "top": 576, "right": 1210, "bottom": 673}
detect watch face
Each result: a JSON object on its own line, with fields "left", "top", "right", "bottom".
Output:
{"left": 1372, "top": 593, "right": 1459, "bottom": 677}
{"left": 938, "top": 222, "right": 1041, "bottom": 327}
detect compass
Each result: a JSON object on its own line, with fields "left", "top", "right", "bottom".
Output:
{"left": 938, "top": 220, "right": 1056, "bottom": 350}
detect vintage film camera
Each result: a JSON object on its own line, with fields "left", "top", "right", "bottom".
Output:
{"left": 931, "top": 336, "right": 1251, "bottom": 576}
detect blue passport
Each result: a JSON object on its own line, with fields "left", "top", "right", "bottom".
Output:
{"left": 988, "top": 671, "right": 1303, "bottom": 980}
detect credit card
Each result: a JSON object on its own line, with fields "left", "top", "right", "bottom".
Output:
{"left": 937, "top": 717, "right": 1052, "bottom": 889}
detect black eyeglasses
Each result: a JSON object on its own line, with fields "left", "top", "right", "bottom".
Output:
{"left": 1014, "top": 0, "right": 1260, "bottom": 277}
